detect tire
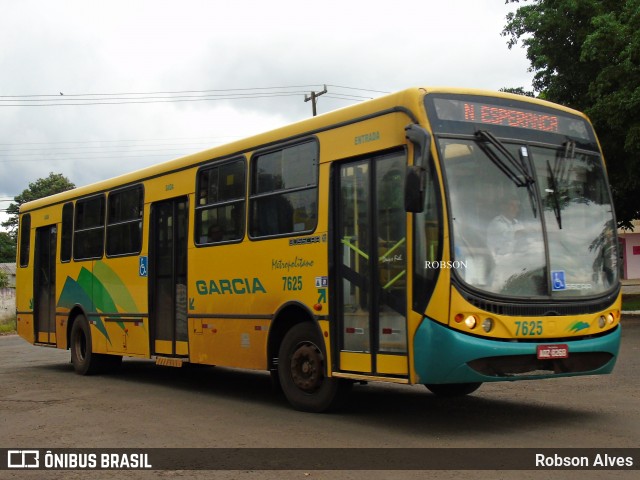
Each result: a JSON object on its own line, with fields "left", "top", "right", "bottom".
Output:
{"left": 278, "top": 322, "right": 351, "bottom": 412}
{"left": 425, "top": 382, "right": 482, "bottom": 397}
{"left": 70, "top": 315, "right": 122, "bottom": 375}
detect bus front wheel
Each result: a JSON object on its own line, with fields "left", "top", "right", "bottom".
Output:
{"left": 278, "top": 322, "right": 351, "bottom": 412}
{"left": 70, "top": 315, "right": 121, "bottom": 375}
{"left": 425, "top": 382, "right": 482, "bottom": 397}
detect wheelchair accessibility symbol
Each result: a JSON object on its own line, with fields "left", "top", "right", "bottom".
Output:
{"left": 139, "top": 256, "right": 148, "bottom": 277}
{"left": 551, "top": 270, "right": 566, "bottom": 291}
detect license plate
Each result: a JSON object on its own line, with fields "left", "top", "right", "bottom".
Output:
{"left": 537, "top": 344, "right": 569, "bottom": 360}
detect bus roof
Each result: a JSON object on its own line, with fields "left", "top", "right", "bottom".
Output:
{"left": 19, "top": 86, "right": 588, "bottom": 214}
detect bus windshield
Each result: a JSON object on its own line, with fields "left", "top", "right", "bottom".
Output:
{"left": 438, "top": 137, "right": 618, "bottom": 298}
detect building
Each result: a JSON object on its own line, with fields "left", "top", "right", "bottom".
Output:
{"left": 619, "top": 220, "right": 640, "bottom": 281}
{"left": 0, "top": 263, "right": 16, "bottom": 322}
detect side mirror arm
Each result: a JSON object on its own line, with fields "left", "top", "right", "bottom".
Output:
{"left": 404, "top": 124, "right": 432, "bottom": 213}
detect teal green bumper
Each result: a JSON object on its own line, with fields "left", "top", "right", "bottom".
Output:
{"left": 413, "top": 318, "right": 621, "bottom": 384}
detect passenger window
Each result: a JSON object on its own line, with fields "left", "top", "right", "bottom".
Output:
{"left": 196, "top": 159, "right": 245, "bottom": 245}
{"left": 74, "top": 195, "right": 105, "bottom": 260}
{"left": 250, "top": 141, "right": 318, "bottom": 238}
{"left": 106, "top": 186, "right": 143, "bottom": 256}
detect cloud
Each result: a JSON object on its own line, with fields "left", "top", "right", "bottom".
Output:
{"left": 0, "top": 0, "right": 532, "bottom": 225}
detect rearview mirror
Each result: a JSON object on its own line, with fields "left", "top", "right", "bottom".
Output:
{"left": 404, "top": 124, "right": 432, "bottom": 213}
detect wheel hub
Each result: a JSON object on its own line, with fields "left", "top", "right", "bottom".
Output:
{"left": 290, "top": 343, "right": 323, "bottom": 393}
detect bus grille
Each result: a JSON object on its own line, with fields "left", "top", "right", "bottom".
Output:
{"left": 467, "top": 352, "right": 613, "bottom": 377}
{"left": 459, "top": 289, "right": 619, "bottom": 317}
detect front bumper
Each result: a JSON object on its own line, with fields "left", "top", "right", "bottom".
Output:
{"left": 413, "top": 318, "right": 621, "bottom": 384}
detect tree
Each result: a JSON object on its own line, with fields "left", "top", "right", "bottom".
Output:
{"left": 499, "top": 87, "right": 535, "bottom": 98}
{"left": 503, "top": 0, "right": 640, "bottom": 229}
{"left": 1, "top": 172, "right": 76, "bottom": 237}
{"left": 0, "top": 232, "right": 16, "bottom": 263}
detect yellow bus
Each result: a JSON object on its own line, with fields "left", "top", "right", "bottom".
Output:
{"left": 16, "top": 87, "right": 622, "bottom": 412}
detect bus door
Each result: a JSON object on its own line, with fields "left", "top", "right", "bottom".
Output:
{"left": 149, "top": 197, "right": 189, "bottom": 357}
{"left": 335, "top": 151, "right": 409, "bottom": 377}
{"left": 34, "top": 225, "right": 57, "bottom": 344}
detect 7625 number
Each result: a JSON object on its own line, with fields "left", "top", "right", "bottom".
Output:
{"left": 515, "top": 320, "right": 543, "bottom": 336}
{"left": 282, "top": 276, "right": 302, "bottom": 291}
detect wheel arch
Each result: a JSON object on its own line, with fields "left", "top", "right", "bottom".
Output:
{"left": 267, "top": 301, "right": 323, "bottom": 374}
{"left": 66, "top": 305, "right": 91, "bottom": 350}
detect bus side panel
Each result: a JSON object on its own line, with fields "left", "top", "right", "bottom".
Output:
{"left": 189, "top": 318, "right": 270, "bottom": 369}
{"left": 57, "top": 257, "right": 150, "bottom": 357}
{"left": 95, "top": 258, "right": 149, "bottom": 357}
{"left": 189, "top": 235, "right": 329, "bottom": 370}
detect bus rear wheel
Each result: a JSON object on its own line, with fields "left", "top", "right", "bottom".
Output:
{"left": 70, "top": 315, "right": 121, "bottom": 375}
{"left": 278, "top": 322, "right": 351, "bottom": 412}
{"left": 425, "top": 382, "right": 482, "bottom": 397}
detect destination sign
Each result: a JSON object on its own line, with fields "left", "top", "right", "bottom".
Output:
{"left": 430, "top": 96, "right": 592, "bottom": 140}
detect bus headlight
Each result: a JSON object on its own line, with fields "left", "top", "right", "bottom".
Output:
{"left": 464, "top": 315, "right": 478, "bottom": 329}
{"left": 607, "top": 312, "right": 615, "bottom": 325}
{"left": 482, "top": 318, "right": 494, "bottom": 333}
{"left": 598, "top": 316, "right": 606, "bottom": 328}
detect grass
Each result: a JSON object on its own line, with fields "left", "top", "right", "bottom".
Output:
{"left": 0, "top": 315, "right": 16, "bottom": 334}
{"left": 622, "top": 294, "right": 640, "bottom": 312}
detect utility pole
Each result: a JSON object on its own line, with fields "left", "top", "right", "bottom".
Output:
{"left": 305, "top": 84, "right": 327, "bottom": 116}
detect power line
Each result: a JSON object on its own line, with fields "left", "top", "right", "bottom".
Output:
{"left": 0, "top": 153, "right": 179, "bottom": 163}
{"left": 0, "top": 92, "right": 310, "bottom": 107}
{"left": 0, "top": 84, "right": 389, "bottom": 168}
{"left": 0, "top": 136, "right": 240, "bottom": 163}
{"left": 0, "top": 84, "right": 387, "bottom": 107}
{"left": 0, "top": 84, "right": 325, "bottom": 99}
{"left": 0, "top": 135, "right": 240, "bottom": 147}
{"left": 0, "top": 143, "right": 220, "bottom": 155}
{"left": 326, "top": 84, "right": 390, "bottom": 94}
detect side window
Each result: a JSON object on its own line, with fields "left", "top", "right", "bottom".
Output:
{"left": 74, "top": 195, "right": 105, "bottom": 260}
{"left": 61, "top": 202, "right": 73, "bottom": 262}
{"left": 106, "top": 186, "right": 143, "bottom": 256}
{"left": 196, "top": 159, "right": 246, "bottom": 245}
{"left": 19, "top": 214, "right": 31, "bottom": 267}
{"left": 249, "top": 140, "right": 318, "bottom": 238}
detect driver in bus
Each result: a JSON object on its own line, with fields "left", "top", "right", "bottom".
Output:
{"left": 487, "top": 194, "right": 524, "bottom": 256}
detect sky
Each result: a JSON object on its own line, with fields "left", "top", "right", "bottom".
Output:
{"left": 0, "top": 0, "right": 533, "bottom": 229}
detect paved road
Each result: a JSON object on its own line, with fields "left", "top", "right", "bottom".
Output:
{"left": 1, "top": 319, "right": 639, "bottom": 479}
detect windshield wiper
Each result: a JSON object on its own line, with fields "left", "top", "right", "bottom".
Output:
{"left": 518, "top": 145, "right": 538, "bottom": 219}
{"left": 545, "top": 140, "right": 576, "bottom": 230}
{"left": 476, "top": 130, "right": 535, "bottom": 187}
{"left": 476, "top": 130, "right": 538, "bottom": 217}
{"left": 546, "top": 160, "right": 563, "bottom": 229}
